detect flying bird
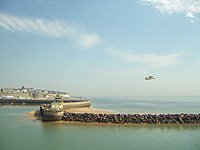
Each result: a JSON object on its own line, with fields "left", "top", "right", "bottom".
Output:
{"left": 145, "top": 76, "right": 155, "bottom": 80}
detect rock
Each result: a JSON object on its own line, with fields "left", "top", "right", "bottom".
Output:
{"left": 62, "top": 111, "right": 200, "bottom": 124}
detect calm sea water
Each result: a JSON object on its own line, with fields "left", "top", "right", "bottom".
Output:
{"left": 91, "top": 96, "right": 200, "bottom": 114}
{"left": 0, "top": 96, "right": 200, "bottom": 150}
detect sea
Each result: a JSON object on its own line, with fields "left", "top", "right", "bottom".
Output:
{"left": 0, "top": 96, "right": 200, "bottom": 150}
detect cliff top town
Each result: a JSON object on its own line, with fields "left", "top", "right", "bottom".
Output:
{"left": 0, "top": 86, "right": 70, "bottom": 100}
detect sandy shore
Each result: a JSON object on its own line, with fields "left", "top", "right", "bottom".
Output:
{"left": 26, "top": 110, "right": 41, "bottom": 120}
{"left": 26, "top": 107, "right": 112, "bottom": 120}
{"left": 65, "top": 107, "right": 112, "bottom": 114}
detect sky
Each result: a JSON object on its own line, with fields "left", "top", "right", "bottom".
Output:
{"left": 0, "top": 0, "right": 200, "bottom": 97}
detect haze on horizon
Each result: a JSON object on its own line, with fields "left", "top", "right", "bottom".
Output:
{"left": 0, "top": 0, "right": 200, "bottom": 97}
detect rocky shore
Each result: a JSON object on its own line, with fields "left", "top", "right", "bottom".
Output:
{"left": 27, "top": 108, "right": 200, "bottom": 124}
{"left": 63, "top": 112, "right": 200, "bottom": 124}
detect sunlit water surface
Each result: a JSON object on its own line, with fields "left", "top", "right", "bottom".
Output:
{"left": 0, "top": 96, "right": 200, "bottom": 150}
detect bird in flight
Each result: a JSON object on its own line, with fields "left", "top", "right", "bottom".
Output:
{"left": 145, "top": 76, "right": 155, "bottom": 80}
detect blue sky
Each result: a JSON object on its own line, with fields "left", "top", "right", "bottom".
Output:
{"left": 0, "top": 0, "right": 200, "bottom": 97}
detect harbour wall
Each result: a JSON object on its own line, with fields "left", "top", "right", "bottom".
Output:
{"left": 63, "top": 112, "right": 200, "bottom": 124}
{"left": 0, "top": 99, "right": 89, "bottom": 105}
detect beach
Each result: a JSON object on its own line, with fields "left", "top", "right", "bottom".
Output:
{"left": 26, "top": 107, "right": 112, "bottom": 120}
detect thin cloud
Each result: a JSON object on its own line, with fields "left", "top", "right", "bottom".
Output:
{"left": 0, "top": 13, "right": 101, "bottom": 49}
{"left": 140, "top": 0, "right": 200, "bottom": 23}
{"left": 106, "top": 48, "right": 183, "bottom": 68}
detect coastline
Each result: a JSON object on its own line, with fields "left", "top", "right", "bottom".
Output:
{"left": 2, "top": 101, "right": 200, "bottom": 150}
{"left": 26, "top": 108, "right": 200, "bottom": 125}
{"left": 26, "top": 107, "right": 112, "bottom": 121}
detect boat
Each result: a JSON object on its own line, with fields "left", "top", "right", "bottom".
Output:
{"left": 40, "top": 97, "right": 64, "bottom": 121}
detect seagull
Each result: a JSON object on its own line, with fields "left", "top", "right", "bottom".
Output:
{"left": 145, "top": 76, "right": 155, "bottom": 80}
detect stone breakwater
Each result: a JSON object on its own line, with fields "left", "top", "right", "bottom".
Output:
{"left": 63, "top": 112, "right": 200, "bottom": 124}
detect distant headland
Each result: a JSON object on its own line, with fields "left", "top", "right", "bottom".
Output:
{"left": 0, "top": 86, "right": 70, "bottom": 100}
{"left": 0, "top": 86, "right": 90, "bottom": 105}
